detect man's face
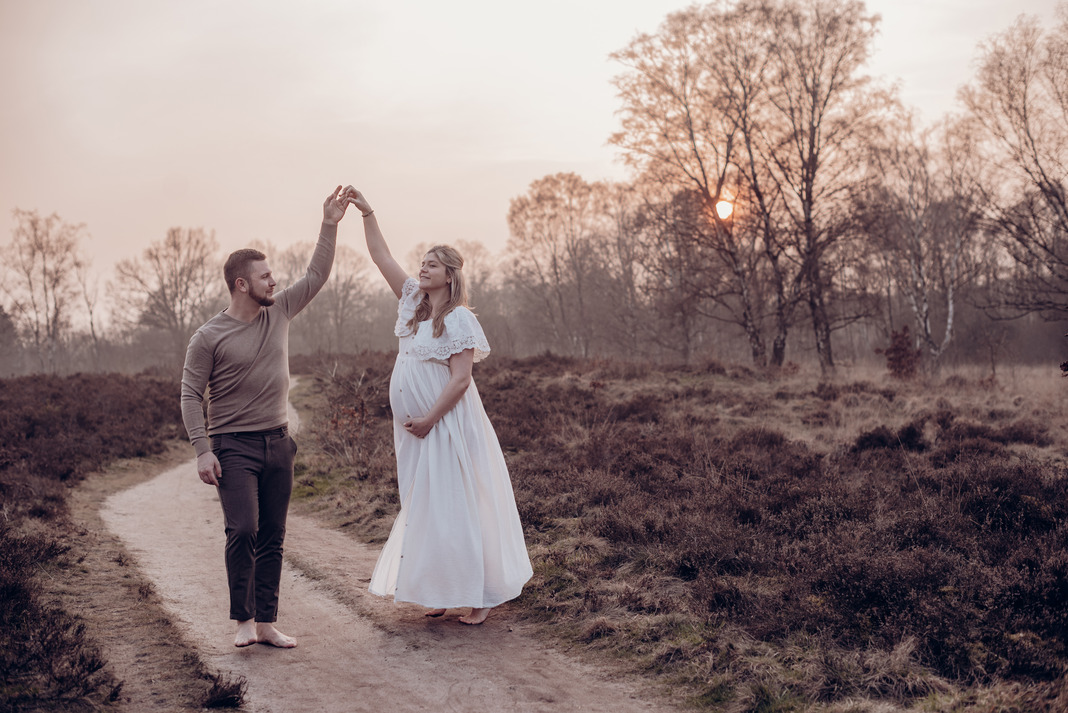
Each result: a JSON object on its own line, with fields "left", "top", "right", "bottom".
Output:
{"left": 243, "top": 259, "right": 276, "bottom": 307}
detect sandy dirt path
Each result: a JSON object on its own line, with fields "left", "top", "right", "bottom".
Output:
{"left": 100, "top": 390, "right": 674, "bottom": 713}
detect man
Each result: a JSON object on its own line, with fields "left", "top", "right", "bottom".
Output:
{"left": 181, "top": 185, "right": 351, "bottom": 648}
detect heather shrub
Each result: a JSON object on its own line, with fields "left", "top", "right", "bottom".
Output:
{"left": 0, "top": 521, "right": 124, "bottom": 711}
{"left": 202, "top": 671, "right": 248, "bottom": 708}
{"left": 995, "top": 418, "right": 1053, "bottom": 446}
{"left": 310, "top": 355, "right": 393, "bottom": 477}
{"left": 929, "top": 436, "right": 1009, "bottom": 467}
{"left": 852, "top": 422, "right": 928, "bottom": 453}
{"left": 0, "top": 373, "right": 184, "bottom": 712}
{"left": 294, "top": 352, "right": 1068, "bottom": 709}
{"left": 0, "top": 373, "right": 182, "bottom": 487}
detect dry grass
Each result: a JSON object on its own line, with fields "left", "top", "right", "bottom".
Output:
{"left": 0, "top": 373, "right": 240, "bottom": 712}
{"left": 292, "top": 353, "right": 1068, "bottom": 712}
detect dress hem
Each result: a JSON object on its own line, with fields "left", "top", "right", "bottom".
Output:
{"left": 367, "top": 583, "right": 530, "bottom": 610}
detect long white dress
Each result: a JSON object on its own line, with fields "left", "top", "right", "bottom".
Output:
{"left": 369, "top": 278, "right": 533, "bottom": 608}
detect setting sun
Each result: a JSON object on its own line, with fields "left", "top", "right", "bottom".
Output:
{"left": 715, "top": 200, "right": 734, "bottom": 220}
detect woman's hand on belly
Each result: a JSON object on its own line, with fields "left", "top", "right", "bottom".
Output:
{"left": 402, "top": 348, "right": 473, "bottom": 439}
{"left": 403, "top": 415, "right": 435, "bottom": 438}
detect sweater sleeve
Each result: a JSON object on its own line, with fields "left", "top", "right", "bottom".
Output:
{"left": 277, "top": 221, "right": 337, "bottom": 319}
{"left": 180, "top": 329, "right": 213, "bottom": 457}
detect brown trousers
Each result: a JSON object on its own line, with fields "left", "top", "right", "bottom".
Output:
{"left": 210, "top": 427, "right": 296, "bottom": 622}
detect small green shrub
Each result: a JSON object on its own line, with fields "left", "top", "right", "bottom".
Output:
{"left": 877, "top": 327, "right": 923, "bottom": 379}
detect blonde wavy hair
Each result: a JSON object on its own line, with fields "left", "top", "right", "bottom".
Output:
{"left": 406, "top": 245, "right": 469, "bottom": 338}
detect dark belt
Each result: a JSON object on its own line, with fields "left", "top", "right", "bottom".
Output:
{"left": 221, "top": 426, "right": 288, "bottom": 438}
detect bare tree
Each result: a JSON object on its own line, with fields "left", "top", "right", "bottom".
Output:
{"left": 610, "top": 0, "right": 884, "bottom": 371}
{"left": 111, "top": 227, "right": 224, "bottom": 360}
{"left": 0, "top": 305, "right": 21, "bottom": 374}
{"left": 961, "top": 5, "right": 1068, "bottom": 314}
{"left": 74, "top": 256, "right": 105, "bottom": 370}
{"left": 633, "top": 186, "right": 728, "bottom": 363}
{"left": 595, "top": 183, "right": 663, "bottom": 357}
{"left": 2, "top": 209, "right": 86, "bottom": 373}
{"left": 751, "top": 0, "right": 883, "bottom": 372}
{"left": 611, "top": 6, "right": 771, "bottom": 365}
{"left": 314, "top": 244, "right": 373, "bottom": 353}
{"left": 272, "top": 240, "right": 377, "bottom": 354}
{"left": 506, "top": 172, "right": 607, "bottom": 356}
{"left": 857, "top": 114, "right": 984, "bottom": 369}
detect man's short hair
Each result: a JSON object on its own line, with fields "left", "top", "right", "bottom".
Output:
{"left": 224, "top": 249, "right": 267, "bottom": 294}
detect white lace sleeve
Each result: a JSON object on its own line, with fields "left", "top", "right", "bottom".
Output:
{"left": 410, "top": 306, "right": 491, "bottom": 363}
{"left": 393, "top": 277, "right": 421, "bottom": 337}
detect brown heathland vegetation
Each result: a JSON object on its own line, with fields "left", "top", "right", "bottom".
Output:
{"left": 0, "top": 374, "right": 244, "bottom": 712}
{"left": 290, "top": 352, "right": 1068, "bottom": 712}
{"left": 3, "top": 358, "right": 1068, "bottom": 712}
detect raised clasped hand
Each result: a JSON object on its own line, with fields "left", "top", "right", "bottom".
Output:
{"left": 323, "top": 185, "right": 350, "bottom": 225}
{"left": 341, "top": 185, "right": 372, "bottom": 215}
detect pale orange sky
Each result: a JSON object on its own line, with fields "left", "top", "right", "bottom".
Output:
{"left": 0, "top": 0, "right": 1062, "bottom": 279}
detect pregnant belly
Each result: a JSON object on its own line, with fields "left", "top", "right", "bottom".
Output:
{"left": 390, "top": 358, "right": 449, "bottom": 420}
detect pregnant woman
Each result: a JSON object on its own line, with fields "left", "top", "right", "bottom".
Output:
{"left": 344, "top": 186, "right": 532, "bottom": 625}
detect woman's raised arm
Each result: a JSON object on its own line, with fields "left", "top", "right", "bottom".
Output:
{"left": 344, "top": 187, "right": 408, "bottom": 298}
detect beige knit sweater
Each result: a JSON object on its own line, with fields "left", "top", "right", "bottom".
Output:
{"left": 180, "top": 223, "right": 336, "bottom": 457}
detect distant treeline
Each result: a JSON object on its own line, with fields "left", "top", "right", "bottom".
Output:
{"left": 4, "top": 0, "right": 1068, "bottom": 377}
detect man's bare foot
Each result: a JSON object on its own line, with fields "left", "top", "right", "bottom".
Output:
{"left": 255, "top": 622, "right": 297, "bottom": 648}
{"left": 234, "top": 619, "right": 257, "bottom": 647}
{"left": 425, "top": 608, "right": 446, "bottom": 617}
{"left": 459, "top": 607, "right": 491, "bottom": 625}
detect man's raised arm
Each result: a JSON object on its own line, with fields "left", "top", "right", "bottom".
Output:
{"left": 277, "top": 186, "right": 349, "bottom": 317}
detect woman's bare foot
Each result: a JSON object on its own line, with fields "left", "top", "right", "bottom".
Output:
{"left": 255, "top": 622, "right": 297, "bottom": 648}
{"left": 425, "top": 608, "right": 446, "bottom": 617}
{"left": 234, "top": 619, "right": 257, "bottom": 647}
{"left": 459, "top": 607, "right": 491, "bottom": 625}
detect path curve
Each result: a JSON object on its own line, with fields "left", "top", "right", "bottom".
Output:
{"left": 100, "top": 382, "right": 672, "bottom": 713}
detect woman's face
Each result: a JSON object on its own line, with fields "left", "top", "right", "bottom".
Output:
{"left": 418, "top": 253, "right": 450, "bottom": 292}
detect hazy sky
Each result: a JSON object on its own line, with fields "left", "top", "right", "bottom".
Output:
{"left": 0, "top": 0, "right": 1062, "bottom": 278}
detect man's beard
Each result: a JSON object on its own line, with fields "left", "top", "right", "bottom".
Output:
{"left": 251, "top": 285, "right": 275, "bottom": 307}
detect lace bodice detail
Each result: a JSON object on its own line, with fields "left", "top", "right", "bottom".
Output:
{"left": 394, "top": 277, "right": 490, "bottom": 362}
